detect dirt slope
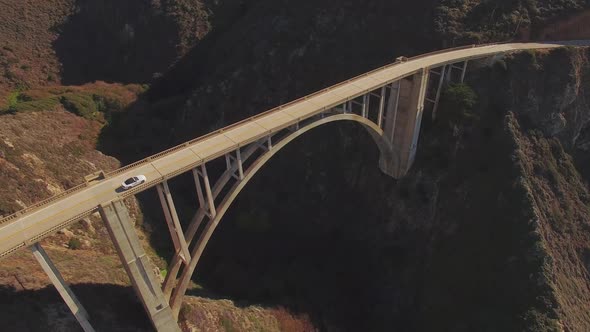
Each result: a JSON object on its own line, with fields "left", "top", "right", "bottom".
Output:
{"left": 0, "top": 0, "right": 211, "bottom": 92}
{"left": 0, "top": 1, "right": 589, "bottom": 331}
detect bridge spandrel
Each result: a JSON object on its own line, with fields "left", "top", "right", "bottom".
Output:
{"left": 2, "top": 41, "right": 587, "bottom": 332}
{"left": 326, "top": 83, "right": 365, "bottom": 100}
{"left": 307, "top": 91, "right": 350, "bottom": 110}
{"left": 223, "top": 121, "right": 269, "bottom": 146}
{"left": 151, "top": 149, "right": 202, "bottom": 176}
{"left": 190, "top": 134, "right": 238, "bottom": 162}
{"left": 347, "top": 75, "right": 386, "bottom": 91}
{"left": 254, "top": 111, "right": 297, "bottom": 131}
{"left": 371, "top": 61, "right": 425, "bottom": 83}
{"left": 282, "top": 100, "right": 324, "bottom": 119}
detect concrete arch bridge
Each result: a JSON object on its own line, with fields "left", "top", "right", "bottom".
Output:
{"left": 0, "top": 41, "right": 587, "bottom": 331}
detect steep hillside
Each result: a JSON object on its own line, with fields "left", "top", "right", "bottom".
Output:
{"left": 0, "top": 0, "right": 72, "bottom": 91}
{"left": 0, "top": 82, "right": 144, "bottom": 215}
{"left": 104, "top": 0, "right": 590, "bottom": 160}
{"left": 189, "top": 48, "right": 590, "bottom": 331}
{"left": 435, "top": 0, "right": 590, "bottom": 44}
{"left": 468, "top": 47, "right": 590, "bottom": 331}
{"left": 0, "top": 0, "right": 211, "bottom": 91}
{"left": 0, "top": 0, "right": 589, "bottom": 331}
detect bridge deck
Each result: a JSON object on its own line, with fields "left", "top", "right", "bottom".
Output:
{"left": 0, "top": 41, "right": 581, "bottom": 258}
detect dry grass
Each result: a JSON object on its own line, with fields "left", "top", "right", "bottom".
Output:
{"left": 1, "top": 81, "right": 145, "bottom": 118}
{"left": 179, "top": 297, "right": 317, "bottom": 332}
{"left": 511, "top": 124, "right": 590, "bottom": 331}
{"left": 0, "top": 110, "right": 121, "bottom": 216}
{"left": 0, "top": 0, "right": 211, "bottom": 91}
{"left": 0, "top": 241, "right": 130, "bottom": 291}
{"left": 0, "top": 0, "right": 75, "bottom": 91}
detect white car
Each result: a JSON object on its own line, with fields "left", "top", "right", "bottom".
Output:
{"left": 121, "top": 175, "right": 147, "bottom": 190}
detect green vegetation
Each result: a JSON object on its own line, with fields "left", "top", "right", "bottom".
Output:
{"left": 59, "top": 93, "right": 101, "bottom": 119}
{"left": 5, "top": 91, "right": 20, "bottom": 112}
{"left": 68, "top": 237, "right": 82, "bottom": 250}
{"left": 0, "top": 83, "right": 146, "bottom": 121}
{"left": 220, "top": 316, "right": 237, "bottom": 332}
{"left": 439, "top": 83, "right": 478, "bottom": 125}
{"left": 416, "top": 47, "right": 590, "bottom": 331}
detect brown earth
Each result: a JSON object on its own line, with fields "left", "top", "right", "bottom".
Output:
{"left": 0, "top": 81, "right": 146, "bottom": 216}
{"left": 0, "top": 110, "right": 119, "bottom": 215}
{"left": 0, "top": 0, "right": 211, "bottom": 92}
{"left": 0, "top": 1, "right": 590, "bottom": 331}
{"left": 179, "top": 298, "right": 317, "bottom": 332}
{"left": 504, "top": 49, "right": 590, "bottom": 331}
{"left": 511, "top": 122, "right": 590, "bottom": 331}
{"left": 0, "top": 0, "right": 73, "bottom": 91}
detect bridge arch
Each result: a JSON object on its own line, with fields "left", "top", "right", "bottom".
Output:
{"left": 6, "top": 42, "right": 583, "bottom": 332}
{"left": 165, "top": 113, "right": 397, "bottom": 314}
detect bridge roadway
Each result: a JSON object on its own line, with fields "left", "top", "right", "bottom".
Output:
{"left": 0, "top": 41, "right": 584, "bottom": 259}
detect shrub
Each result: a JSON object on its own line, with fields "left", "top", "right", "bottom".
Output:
{"left": 11, "top": 97, "right": 61, "bottom": 112}
{"left": 439, "top": 83, "right": 478, "bottom": 124}
{"left": 1, "top": 83, "right": 141, "bottom": 118}
{"left": 6, "top": 91, "right": 19, "bottom": 110}
{"left": 68, "top": 237, "right": 82, "bottom": 250}
{"left": 59, "top": 93, "right": 98, "bottom": 119}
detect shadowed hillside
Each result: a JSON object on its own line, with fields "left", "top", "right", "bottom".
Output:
{"left": 0, "top": 0, "right": 589, "bottom": 331}
{"left": 53, "top": 0, "right": 210, "bottom": 84}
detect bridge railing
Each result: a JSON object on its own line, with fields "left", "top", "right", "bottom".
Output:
{"left": 0, "top": 41, "right": 512, "bottom": 226}
{"left": 0, "top": 183, "right": 90, "bottom": 224}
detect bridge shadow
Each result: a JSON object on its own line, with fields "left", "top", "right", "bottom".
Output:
{"left": 0, "top": 283, "right": 152, "bottom": 332}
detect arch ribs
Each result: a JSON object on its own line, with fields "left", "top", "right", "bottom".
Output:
{"left": 158, "top": 60, "right": 473, "bottom": 318}
{"left": 88, "top": 59, "right": 471, "bottom": 331}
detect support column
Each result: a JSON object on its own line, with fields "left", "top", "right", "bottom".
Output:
{"left": 431, "top": 65, "right": 447, "bottom": 120}
{"left": 99, "top": 200, "right": 180, "bottom": 332}
{"left": 379, "top": 69, "right": 429, "bottom": 178}
{"left": 362, "top": 94, "right": 369, "bottom": 118}
{"left": 444, "top": 64, "right": 453, "bottom": 83}
{"left": 31, "top": 243, "right": 95, "bottom": 332}
{"left": 225, "top": 150, "right": 244, "bottom": 180}
{"left": 460, "top": 60, "right": 469, "bottom": 83}
{"left": 408, "top": 69, "right": 430, "bottom": 165}
{"left": 383, "top": 81, "right": 401, "bottom": 143}
{"left": 377, "top": 86, "right": 386, "bottom": 128}
{"left": 193, "top": 164, "right": 216, "bottom": 218}
{"left": 157, "top": 182, "right": 191, "bottom": 263}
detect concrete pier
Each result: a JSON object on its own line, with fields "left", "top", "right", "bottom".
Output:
{"left": 31, "top": 243, "right": 95, "bottom": 332}
{"left": 99, "top": 200, "right": 180, "bottom": 332}
{"left": 380, "top": 69, "right": 429, "bottom": 178}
